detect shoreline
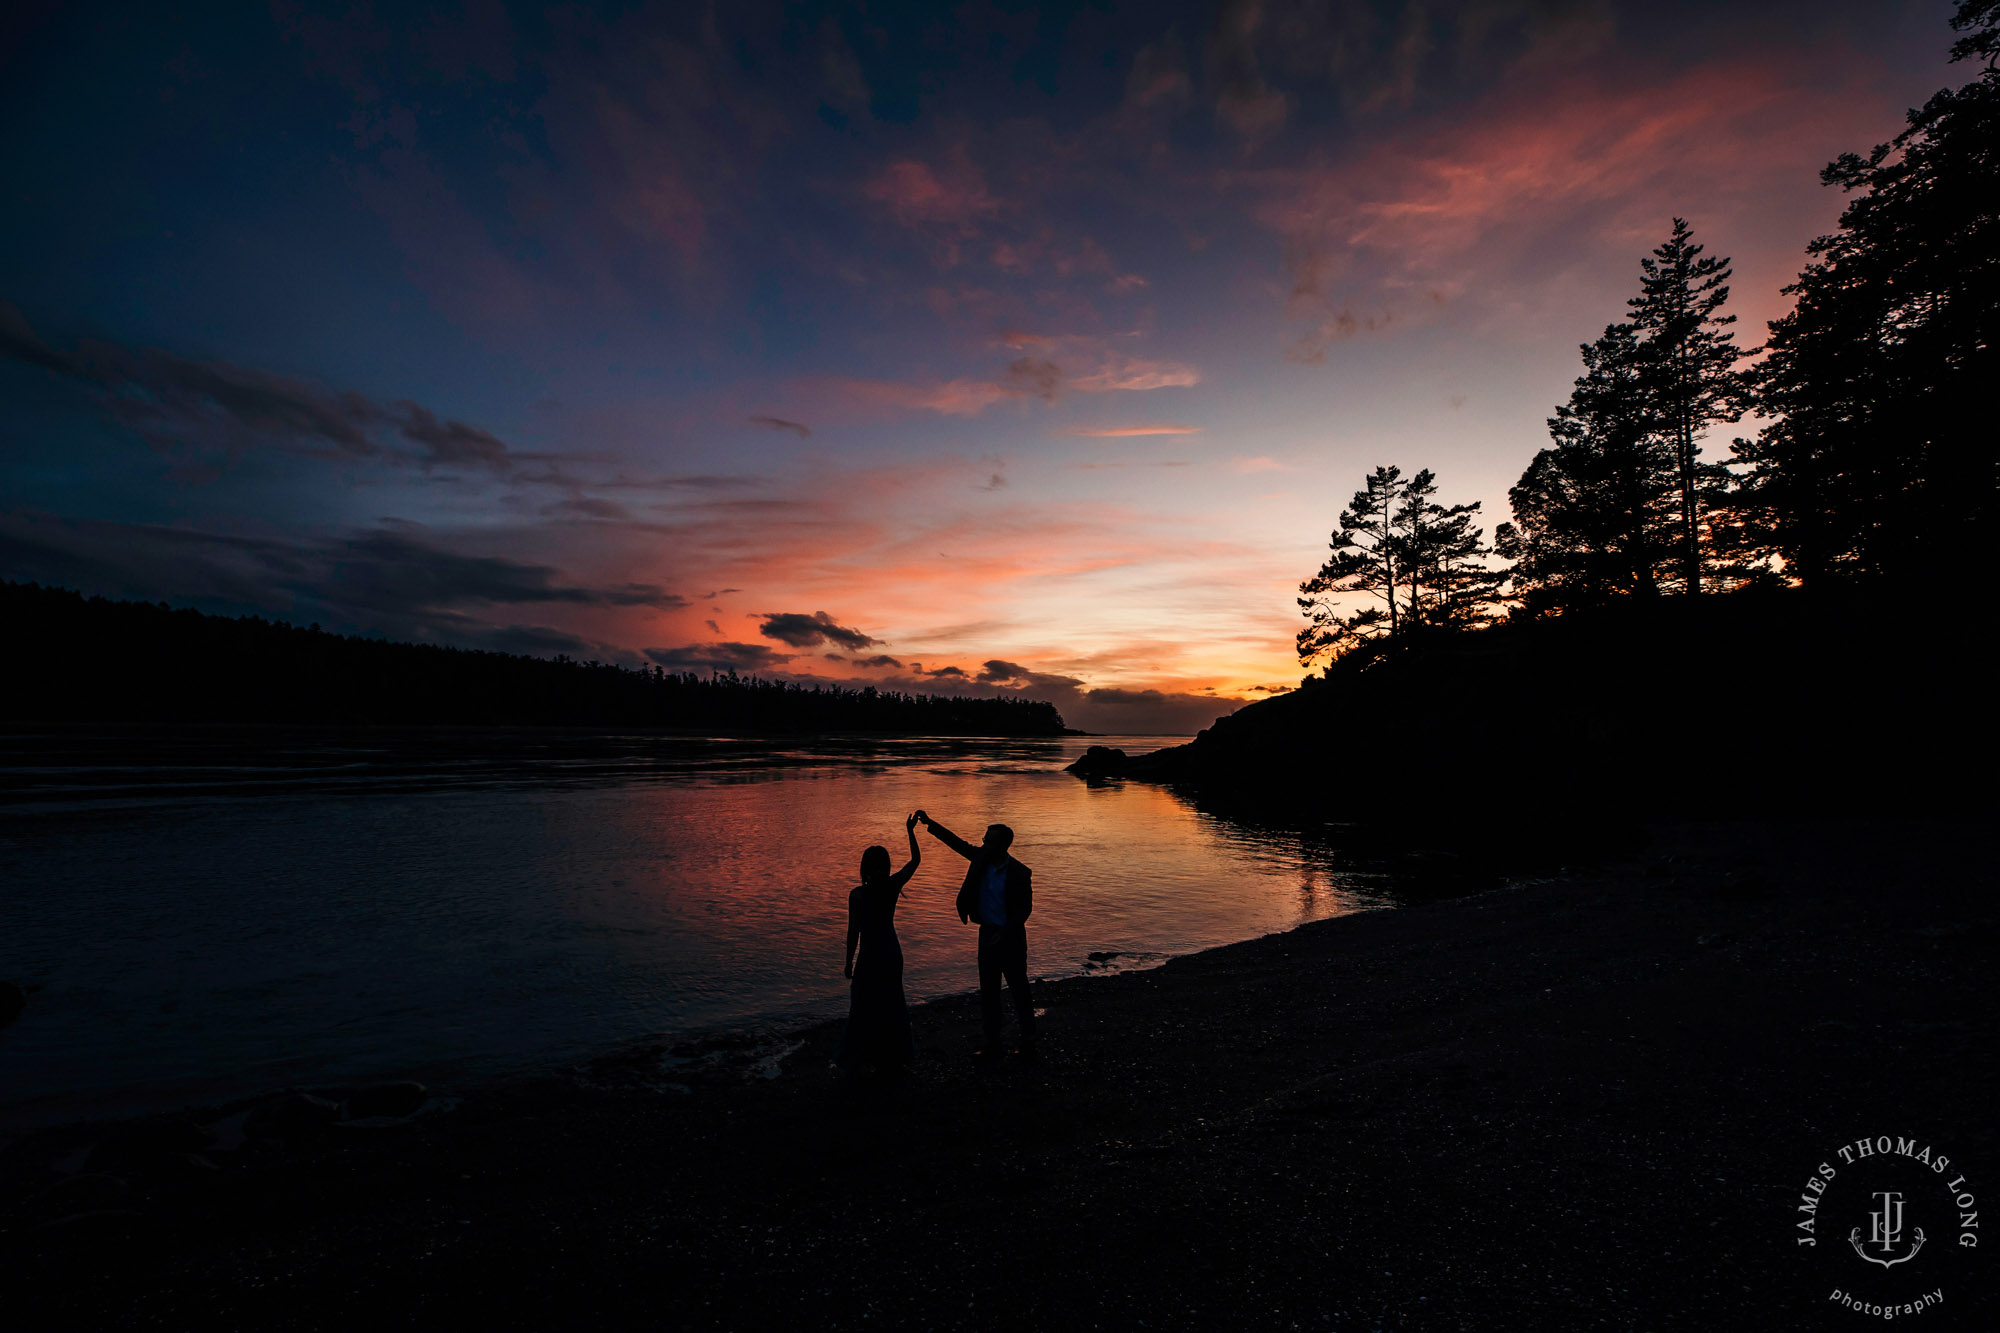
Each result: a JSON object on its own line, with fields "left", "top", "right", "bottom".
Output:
{"left": 5, "top": 817, "right": 1992, "bottom": 1328}
{"left": 0, "top": 881, "right": 1377, "bottom": 1141}
{"left": 0, "top": 902, "right": 1375, "bottom": 1143}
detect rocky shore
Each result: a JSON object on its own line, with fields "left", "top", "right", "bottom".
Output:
{"left": 3, "top": 819, "right": 1992, "bottom": 1329}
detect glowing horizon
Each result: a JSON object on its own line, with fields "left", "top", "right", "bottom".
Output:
{"left": 0, "top": 2, "right": 1959, "bottom": 731}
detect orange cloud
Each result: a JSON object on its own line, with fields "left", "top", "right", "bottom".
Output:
{"left": 564, "top": 454, "right": 1305, "bottom": 705}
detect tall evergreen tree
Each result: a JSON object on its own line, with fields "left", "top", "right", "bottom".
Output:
{"left": 1626, "top": 218, "right": 1750, "bottom": 594}
{"left": 1733, "top": 0, "right": 1999, "bottom": 586}
{"left": 1497, "top": 321, "right": 1679, "bottom": 613}
{"left": 1297, "top": 466, "right": 1502, "bottom": 666}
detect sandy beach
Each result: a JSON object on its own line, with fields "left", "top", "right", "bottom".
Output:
{"left": 4, "top": 818, "right": 1992, "bottom": 1329}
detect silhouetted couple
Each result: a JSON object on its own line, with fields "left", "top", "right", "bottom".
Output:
{"left": 835, "top": 809, "right": 1035, "bottom": 1076}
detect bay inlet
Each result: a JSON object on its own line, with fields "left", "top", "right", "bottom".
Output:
{"left": 0, "top": 730, "right": 1388, "bottom": 1129}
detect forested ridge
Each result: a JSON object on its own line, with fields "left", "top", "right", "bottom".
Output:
{"left": 1120, "top": 4, "right": 2000, "bottom": 818}
{"left": 0, "top": 582, "right": 1069, "bottom": 735}
{"left": 1106, "top": 587, "right": 1990, "bottom": 829}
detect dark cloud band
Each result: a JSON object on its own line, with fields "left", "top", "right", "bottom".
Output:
{"left": 758, "top": 610, "right": 878, "bottom": 651}
{"left": 0, "top": 512, "right": 685, "bottom": 653}
{"left": 645, "top": 642, "right": 792, "bottom": 672}
{"left": 1, "top": 305, "right": 517, "bottom": 471}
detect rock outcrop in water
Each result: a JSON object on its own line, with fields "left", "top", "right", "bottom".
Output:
{"left": 1064, "top": 744, "right": 1195, "bottom": 782}
{"left": 1063, "top": 746, "right": 1126, "bottom": 778}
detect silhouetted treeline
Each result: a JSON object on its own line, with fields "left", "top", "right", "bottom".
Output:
{"left": 0, "top": 583, "right": 1068, "bottom": 734}
{"left": 1496, "top": 218, "right": 1758, "bottom": 612}
{"left": 1501, "top": 1, "right": 1996, "bottom": 615}
{"left": 1734, "top": 1, "right": 1998, "bottom": 586}
{"left": 1136, "top": 587, "right": 1989, "bottom": 828}
{"left": 1299, "top": 4, "right": 1996, "bottom": 663}
{"left": 1161, "top": 8, "right": 2000, "bottom": 831}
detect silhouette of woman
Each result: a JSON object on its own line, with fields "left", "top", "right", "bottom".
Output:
{"left": 835, "top": 813, "right": 922, "bottom": 1075}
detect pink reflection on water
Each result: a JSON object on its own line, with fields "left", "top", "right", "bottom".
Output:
{"left": 0, "top": 734, "right": 1383, "bottom": 1129}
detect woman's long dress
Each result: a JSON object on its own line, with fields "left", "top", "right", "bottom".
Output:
{"left": 835, "top": 870, "right": 916, "bottom": 1071}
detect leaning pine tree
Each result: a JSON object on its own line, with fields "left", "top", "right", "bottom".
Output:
{"left": 1297, "top": 465, "right": 1405, "bottom": 665}
{"left": 1297, "top": 465, "right": 1503, "bottom": 668}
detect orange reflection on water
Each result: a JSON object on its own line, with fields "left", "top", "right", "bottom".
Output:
{"left": 0, "top": 734, "right": 1384, "bottom": 1129}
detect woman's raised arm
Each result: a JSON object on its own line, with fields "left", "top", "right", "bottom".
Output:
{"left": 889, "top": 812, "right": 922, "bottom": 890}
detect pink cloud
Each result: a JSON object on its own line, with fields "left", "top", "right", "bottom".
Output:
{"left": 787, "top": 345, "right": 1200, "bottom": 423}
{"left": 989, "top": 229, "right": 1119, "bottom": 279}
{"left": 1249, "top": 52, "right": 1911, "bottom": 349}
{"left": 1061, "top": 424, "right": 1201, "bottom": 437}
{"left": 862, "top": 156, "right": 1000, "bottom": 231}
{"left": 1070, "top": 357, "right": 1200, "bottom": 392}
{"left": 798, "top": 375, "right": 1011, "bottom": 418}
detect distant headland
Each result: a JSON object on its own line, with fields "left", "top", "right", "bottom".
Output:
{"left": 0, "top": 582, "right": 1070, "bottom": 736}
{"left": 1069, "top": 587, "right": 1988, "bottom": 824}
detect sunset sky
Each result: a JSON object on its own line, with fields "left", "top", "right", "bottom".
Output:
{"left": 0, "top": 1, "right": 1963, "bottom": 731}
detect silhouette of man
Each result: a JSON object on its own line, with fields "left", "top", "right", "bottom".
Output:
{"left": 916, "top": 810, "right": 1035, "bottom": 1061}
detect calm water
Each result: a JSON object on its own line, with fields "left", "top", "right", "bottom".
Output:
{"left": 0, "top": 730, "right": 1387, "bottom": 1129}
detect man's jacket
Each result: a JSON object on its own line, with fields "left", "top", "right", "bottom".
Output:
{"left": 931, "top": 824, "right": 1033, "bottom": 926}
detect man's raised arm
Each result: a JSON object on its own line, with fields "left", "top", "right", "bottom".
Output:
{"left": 918, "top": 811, "right": 978, "bottom": 860}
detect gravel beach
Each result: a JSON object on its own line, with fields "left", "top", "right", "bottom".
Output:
{"left": 4, "top": 819, "right": 1992, "bottom": 1330}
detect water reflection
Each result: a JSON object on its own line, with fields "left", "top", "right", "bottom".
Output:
{"left": 0, "top": 731, "right": 1390, "bottom": 1129}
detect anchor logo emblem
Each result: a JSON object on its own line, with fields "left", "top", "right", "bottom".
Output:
{"left": 1849, "top": 1191, "right": 1926, "bottom": 1268}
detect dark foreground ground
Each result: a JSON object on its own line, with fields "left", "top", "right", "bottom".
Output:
{"left": 4, "top": 820, "right": 1993, "bottom": 1330}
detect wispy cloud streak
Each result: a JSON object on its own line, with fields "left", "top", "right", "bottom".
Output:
{"left": 1062, "top": 424, "right": 1202, "bottom": 437}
